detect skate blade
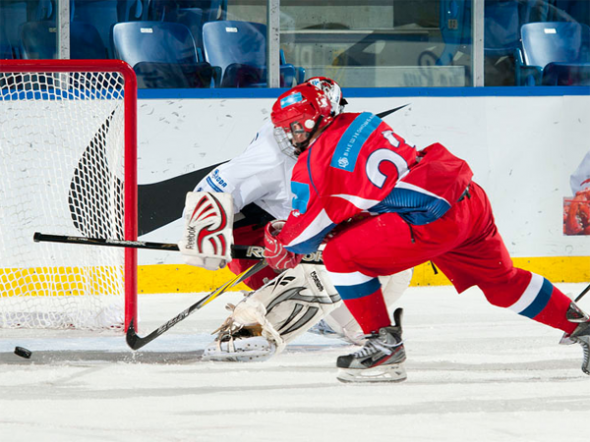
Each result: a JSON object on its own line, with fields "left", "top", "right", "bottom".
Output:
{"left": 336, "top": 363, "right": 407, "bottom": 383}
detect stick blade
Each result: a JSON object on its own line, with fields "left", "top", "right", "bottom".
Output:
{"left": 125, "top": 319, "right": 142, "bottom": 350}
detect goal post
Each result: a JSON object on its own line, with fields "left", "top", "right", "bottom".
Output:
{"left": 0, "top": 59, "right": 138, "bottom": 331}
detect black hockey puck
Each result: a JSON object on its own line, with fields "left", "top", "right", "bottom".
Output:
{"left": 14, "top": 346, "right": 32, "bottom": 359}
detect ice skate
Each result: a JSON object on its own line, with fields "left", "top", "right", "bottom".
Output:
{"left": 559, "top": 302, "right": 590, "bottom": 375}
{"left": 570, "top": 322, "right": 590, "bottom": 375}
{"left": 336, "top": 308, "right": 407, "bottom": 383}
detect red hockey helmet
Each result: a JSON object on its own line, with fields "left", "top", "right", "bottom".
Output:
{"left": 271, "top": 83, "right": 334, "bottom": 154}
{"left": 306, "top": 76, "right": 347, "bottom": 116}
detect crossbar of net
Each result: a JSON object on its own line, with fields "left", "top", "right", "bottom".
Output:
{"left": 0, "top": 71, "right": 127, "bottom": 330}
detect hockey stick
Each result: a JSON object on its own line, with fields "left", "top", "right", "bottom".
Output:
{"left": 33, "top": 232, "right": 323, "bottom": 264}
{"left": 575, "top": 283, "right": 590, "bottom": 303}
{"left": 125, "top": 260, "right": 268, "bottom": 350}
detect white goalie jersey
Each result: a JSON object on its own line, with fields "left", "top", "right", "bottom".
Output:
{"left": 195, "top": 120, "right": 296, "bottom": 220}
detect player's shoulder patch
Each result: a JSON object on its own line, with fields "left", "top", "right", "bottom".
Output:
{"left": 291, "top": 181, "right": 310, "bottom": 214}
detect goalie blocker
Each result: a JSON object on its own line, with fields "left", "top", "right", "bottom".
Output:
{"left": 203, "top": 265, "right": 412, "bottom": 362}
{"left": 178, "top": 192, "right": 234, "bottom": 270}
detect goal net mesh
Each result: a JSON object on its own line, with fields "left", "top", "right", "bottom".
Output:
{"left": 0, "top": 71, "right": 129, "bottom": 330}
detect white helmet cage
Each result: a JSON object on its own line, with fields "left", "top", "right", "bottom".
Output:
{"left": 274, "top": 125, "right": 300, "bottom": 159}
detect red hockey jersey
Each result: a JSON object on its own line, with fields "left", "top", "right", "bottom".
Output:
{"left": 278, "top": 112, "right": 473, "bottom": 254}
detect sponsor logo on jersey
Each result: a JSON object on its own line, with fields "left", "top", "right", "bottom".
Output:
{"left": 330, "top": 112, "right": 382, "bottom": 172}
{"left": 211, "top": 170, "right": 228, "bottom": 187}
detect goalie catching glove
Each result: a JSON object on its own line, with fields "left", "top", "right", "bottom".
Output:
{"left": 263, "top": 220, "right": 302, "bottom": 270}
{"left": 178, "top": 192, "right": 234, "bottom": 271}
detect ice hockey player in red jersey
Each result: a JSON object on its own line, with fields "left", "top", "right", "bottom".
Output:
{"left": 178, "top": 77, "right": 412, "bottom": 362}
{"left": 263, "top": 82, "right": 590, "bottom": 383}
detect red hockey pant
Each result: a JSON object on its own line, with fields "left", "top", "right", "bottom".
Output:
{"left": 323, "top": 182, "right": 576, "bottom": 334}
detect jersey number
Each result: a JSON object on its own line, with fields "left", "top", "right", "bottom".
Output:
{"left": 365, "top": 131, "right": 409, "bottom": 188}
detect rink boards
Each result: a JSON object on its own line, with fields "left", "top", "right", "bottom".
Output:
{"left": 133, "top": 92, "right": 590, "bottom": 292}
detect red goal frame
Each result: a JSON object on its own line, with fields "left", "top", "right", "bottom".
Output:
{"left": 0, "top": 59, "right": 138, "bottom": 330}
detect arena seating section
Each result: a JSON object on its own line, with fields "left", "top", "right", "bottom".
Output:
{"left": 1, "top": 0, "right": 588, "bottom": 87}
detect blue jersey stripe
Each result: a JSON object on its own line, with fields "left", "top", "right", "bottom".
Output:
{"left": 370, "top": 187, "right": 451, "bottom": 225}
{"left": 335, "top": 277, "right": 381, "bottom": 300}
{"left": 285, "top": 223, "right": 336, "bottom": 255}
{"left": 330, "top": 112, "right": 382, "bottom": 172}
{"left": 519, "top": 278, "right": 553, "bottom": 319}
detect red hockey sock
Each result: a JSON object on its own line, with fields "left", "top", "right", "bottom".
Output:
{"left": 534, "top": 285, "right": 578, "bottom": 334}
{"left": 342, "top": 288, "right": 391, "bottom": 334}
{"left": 482, "top": 270, "right": 578, "bottom": 334}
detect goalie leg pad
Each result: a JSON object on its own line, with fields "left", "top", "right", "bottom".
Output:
{"left": 204, "top": 265, "right": 341, "bottom": 361}
{"left": 245, "top": 265, "right": 341, "bottom": 349}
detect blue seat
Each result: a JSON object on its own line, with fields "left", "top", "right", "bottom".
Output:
{"left": 517, "top": 21, "right": 590, "bottom": 85}
{"left": 202, "top": 20, "right": 304, "bottom": 88}
{"left": 20, "top": 20, "right": 108, "bottom": 59}
{"left": 113, "top": 21, "right": 217, "bottom": 88}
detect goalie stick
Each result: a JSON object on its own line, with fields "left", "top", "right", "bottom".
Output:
{"left": 126, "top": 260, "right": 268, "bottom": 350}
{"left": 33, "top": 232, "right": 324, "bottom": 264}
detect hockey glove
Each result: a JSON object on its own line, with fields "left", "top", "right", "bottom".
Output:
{"left": 263, "top": 220, "right": 302, "bottom": 270}
{"left": 178, "top": 192, "right": 234, "bottom": 270}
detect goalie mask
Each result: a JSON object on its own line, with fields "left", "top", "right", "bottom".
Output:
{"left": 271, "top": 83, "right": 334, "bottom": 157}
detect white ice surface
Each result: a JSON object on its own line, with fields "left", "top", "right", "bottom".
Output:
{"left": 1, "top": 283, "right": 589, "bottom": 442}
